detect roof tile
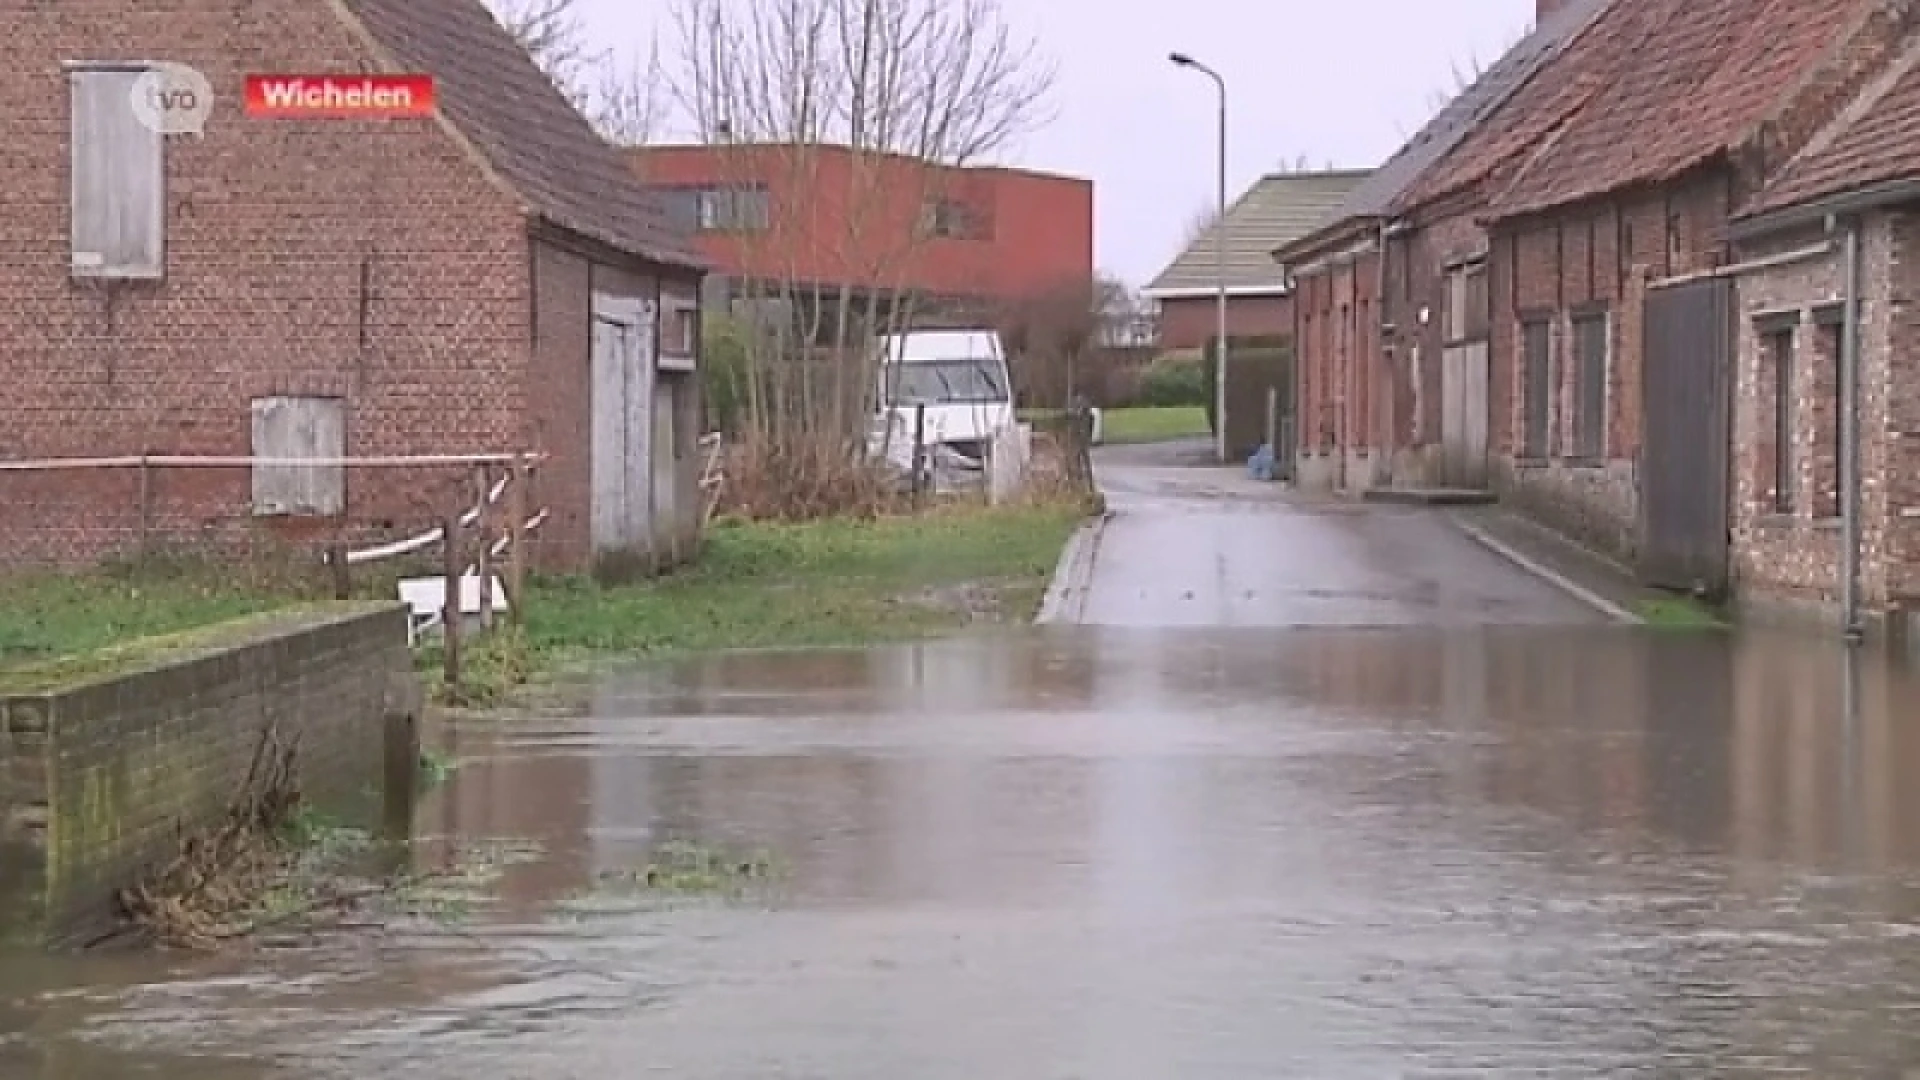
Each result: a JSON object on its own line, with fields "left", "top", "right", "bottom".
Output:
{"left": 1747, "top": 31, "right": 1920, "bottom": 214}
{"left": 342, "top": 0, "right": 702, "bottom": 269}
{"left": 1401, "top": 0, "right": 1866, "bottom": 222}
{"left": 1145, "top": 170, "right": 1368, "bottom": 296}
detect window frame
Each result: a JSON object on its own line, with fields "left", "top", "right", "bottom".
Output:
{"left": 1570, "top": 309, "right": 1610, "bottom": 460}
{"left": 69, "top": 62, "right": 167, "bottom": 281}
{"left": 1520, "top": 316, "right": 1554, "bottom": 459}
{"left": 250, "top": 395, "right": 347, "bottom": 518}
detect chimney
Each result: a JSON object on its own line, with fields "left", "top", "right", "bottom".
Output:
{"left": 1537, "top": 0, "right": 1571, "bottom": 21}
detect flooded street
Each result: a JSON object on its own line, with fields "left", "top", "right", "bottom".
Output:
{"left": 8, "top": 447, "right": 1920, "bottom": 1076}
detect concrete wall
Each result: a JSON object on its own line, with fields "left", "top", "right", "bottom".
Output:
{"left": 0, "top": 603, "right": 418, "bottom": 947}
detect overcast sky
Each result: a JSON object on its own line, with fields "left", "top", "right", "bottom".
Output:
{"left": 568, "top": 0, "right": 1537, "bottom": 288}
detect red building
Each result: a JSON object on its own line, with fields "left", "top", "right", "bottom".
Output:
{"left": 631, "top": 143, "right": 1092, "bottom": 318}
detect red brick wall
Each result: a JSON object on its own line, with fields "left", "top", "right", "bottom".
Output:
{"left": 1292, "top": 251, "right": 1381, "bottom": 475}
{"left": 1157, "top": 294, "right": 1292, "bottom": 351}
{"left": 636, "top": 144, "right": 1093, "bottom": 304}
{"left": 1486, "top": 169, "right": 1734, "bottom": 560}
{"left": 1730, "top": 213, "right": 1920, "bottom": 624}
{"left": 0, "top": 0, "right": 534, "bottom": 568}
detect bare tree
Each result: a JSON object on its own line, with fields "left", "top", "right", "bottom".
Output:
{"left": 594, "top": 37, "right": 669, "bottom": 147}
{"left": 661, "top": 0, "right": 1058, "bottom": 512}
{"left": 491, "top": 0, "right": 602, "bottom": 111}
{"left": 1185, "top": 203, "right": 1221, "bottom": 246}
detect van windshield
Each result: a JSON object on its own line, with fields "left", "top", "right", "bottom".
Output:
{"left": 885, "top": 358, "right": 1008, "bottom": 405}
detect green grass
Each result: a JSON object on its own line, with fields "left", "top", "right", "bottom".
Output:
{"left": 1019, "top": 405, "right": 1212, "bottom": 446}
{"left": 0, "top": 564, "right": 287, "bottom": 675}
{"left": 519, "top": 500, "right": 1085, "bottom": 660}
{"left": 0, "top": 500, "right": 1089, "bottom": 704}
{"left": 1100, "top": 406, "right": 1210, "bottom": 445}
{"left": 1636, "top": 595, "right": 1732, "bottom": 630}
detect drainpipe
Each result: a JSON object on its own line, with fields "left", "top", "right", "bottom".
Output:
{"left": 1837, "top": 215, "right": 1865, "bottom": 642}
{"left": 1377, "top": 221, "right": 1392, "bottom": 486}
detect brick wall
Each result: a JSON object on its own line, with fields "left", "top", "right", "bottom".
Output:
{"left": 1730, "top": 213, "right": 1920, "bottom": 626}
{"left": 1486, "top": 170, "right": 1734, "bottom": 561}
{"left": 0, "top": 1, "right": 533, "bottom": 569}
{"left": 1158, "top": 294, "right": 1292, "bottom": 351}
{"left": 1293, "top": 248, "right": 1385, "bottom": 491}
{"left": 0, "top": 603, "right": 417, "bottom": 946}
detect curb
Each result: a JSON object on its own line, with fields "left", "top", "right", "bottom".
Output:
{"left": 1035, "top": 508, "right": 1112, "bottom": 625}
{"left": 1451, "top": 515, "right": 1643, "bottom": 625}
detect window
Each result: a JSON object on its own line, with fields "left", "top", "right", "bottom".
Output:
{"left": 71, "top": 65, "right": 165, "bottom": 279}
{"left": 671, "top": 307, "right": 696, "bottom": 355}
{"left": 1814, "top": 316, "right": 1844, "bottom": 519}
{"left": 1443, "top": 262, "right": 1489, "bottom": 343}
{"left": 1767, "top": 329, "right": 1796, "bottom": 514}
{"left": 1572, "top": 312, "right": 1608, "bottom": 458}
{"left": 251, "top": 396, "right": 346, "bottom": 517}
{"left": 919, "top": 198, "right": 981, "bottom": 240}
{"left": 694, "top": 186, "right": 769, "bottom": 232}
{"left": 1521, "top": 318, "right": 1553, "bottom": 457}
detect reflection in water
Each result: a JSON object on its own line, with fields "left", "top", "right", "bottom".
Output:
{"left": 4, "top": 629, "right": 1920, "bottom": 1076}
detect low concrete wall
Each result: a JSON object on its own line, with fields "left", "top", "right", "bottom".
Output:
{"left": 0, "top": 603, "right": 420, "bottom": 947}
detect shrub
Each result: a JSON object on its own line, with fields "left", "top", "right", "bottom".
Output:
{"left": 1136, "top": 358, "right": 1207, "bottom": 408}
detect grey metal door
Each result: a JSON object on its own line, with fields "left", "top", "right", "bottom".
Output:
{"left": 1640, "top": 277, "right": 1733, "bottom": 595}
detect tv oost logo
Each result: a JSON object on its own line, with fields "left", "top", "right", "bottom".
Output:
{"left": 130, "top": 62, "right": 214, "bottom": 136}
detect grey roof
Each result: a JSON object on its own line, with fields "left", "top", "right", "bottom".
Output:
{"left": 1274, "top": 0, "right": 1614, "bottom": 260}
{"left": 1145, "top": 170, "right": 1369, "bottom": 296}
{"left": 343, "top": 0, "right": 703, "bottom": 270}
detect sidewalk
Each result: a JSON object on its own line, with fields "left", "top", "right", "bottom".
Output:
{"left": 1446, "top": 505, "right": 1679, "bottom": 625}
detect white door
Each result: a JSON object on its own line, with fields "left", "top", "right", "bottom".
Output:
{"left": 1440, "top": 341, "right": 1490, "bottom": 488}
{"left": 589, "top": 304, "right": 657, "bottom": 555}
{"left": 589, "top": 316, "right": 629, "bottom": 553}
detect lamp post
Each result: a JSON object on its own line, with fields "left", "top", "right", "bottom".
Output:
{"left": 1171, "top": 51, "right": 1229, "bottom": 464}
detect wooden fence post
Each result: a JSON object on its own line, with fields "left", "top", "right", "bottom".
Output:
{"left": 507, "top": 455, "right": 528, "bottom": 623}
{"left": 441, "top": 513, "right": 461, "bottom": 695}
{"left": 327, "top": 543, "right": 350, "bottom": 600}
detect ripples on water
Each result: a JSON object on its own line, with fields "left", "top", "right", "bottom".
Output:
{"left": 5, "top": 627, "right": 1920, "bottom": 1077}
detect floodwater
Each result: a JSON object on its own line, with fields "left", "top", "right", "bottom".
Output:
{"left": 8, "top": 446, "right": 1920, "bottom": 1077}
{"left": 9, "top": 633, "right": 1920, "bottom": 1076}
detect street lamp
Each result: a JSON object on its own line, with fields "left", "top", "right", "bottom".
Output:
{"left": 1171, "top": 51, "right": 1229, "bottom": 464}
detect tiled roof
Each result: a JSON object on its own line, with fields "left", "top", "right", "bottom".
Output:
{"left": 1305, "top": 0, "right": 1613, "bottom": 236}
{"left": 1746, "top": 31, "right": 1920, "bottom": 216}
{"left": 1420, "top": 0, "right": 1869, "bottom": 222}
{"left": 342, "top": 0, "right": 702, "bottom": 270}
{"left": 1144, "top": 170, "right": 1368, "bottom": 296}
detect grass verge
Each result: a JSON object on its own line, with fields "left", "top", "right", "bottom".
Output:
{"left": 4, "top": 498, "right": 1092, "bottom": 706}
{"left": 0, "top": 562, "right": 286, "bottom": 675}
{"left": 1020, "top": 405, "right": 1211, "bottom": 446}
{"left": 1101, "top": 406, "right": 1210, "bottom": 444}
{"left": 1636, "top": 594, "right": 1732, "bottom": 630}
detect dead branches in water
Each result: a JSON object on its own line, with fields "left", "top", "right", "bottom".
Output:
{"left": 112, "top": 725, "right": 308, "bottom": 950}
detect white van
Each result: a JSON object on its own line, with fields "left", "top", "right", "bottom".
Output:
{"left": 869, "top": 328, "right": 1016, "bottom": 472}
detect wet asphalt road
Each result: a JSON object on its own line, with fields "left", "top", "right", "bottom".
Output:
{"left": 1057, "top": 439, "right": 1602, "bottom": 628}
{"left": 8, "top": 439, "right": 1920, "bottom": 1078}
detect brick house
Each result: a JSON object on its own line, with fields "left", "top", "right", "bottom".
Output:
{"left": 632, "top": 143, "right": 1093, "bottom": 326}
{"left": 1723, "top": 36, "right": 1920, "bottom": 632}
{"left": 1143, "top": 170, "right": 1366, "bottom": 353}
{"left": 1273, "top": 0, "right": 1608, "bottom": 496}
{"left": 1388, "top": 0, "right": 1913, "bottom": 592}
{"left": 0, "top": 0, "right": 707, "bottom": 576}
